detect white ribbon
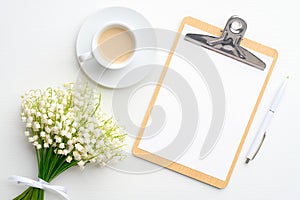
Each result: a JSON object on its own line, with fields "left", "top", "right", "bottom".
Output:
{"left": 8, "top": 175, "right": 70, "bottom": 200}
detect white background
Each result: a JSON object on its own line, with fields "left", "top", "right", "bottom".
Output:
{"left": 0, "top": 0, "right": 299, "bottom": 200}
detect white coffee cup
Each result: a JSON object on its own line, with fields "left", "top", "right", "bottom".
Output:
{"left": 78, "top": 22, "right": 136, "bottom": 70}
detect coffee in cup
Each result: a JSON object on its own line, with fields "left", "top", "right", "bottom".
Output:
{"left": 78, "top": 23, "right": 136, "bottom": 70}
{"left": 97, "top": 26, "right": 135, "bottom": 64}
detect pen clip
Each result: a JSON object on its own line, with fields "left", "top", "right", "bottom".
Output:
{"left": 252, "top": 132, "right": 266, "bottom": 160}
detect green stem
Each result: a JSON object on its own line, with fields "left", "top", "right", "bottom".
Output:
{"left": 13, "top": 188, "right": 31, "bottom": 200}
{"left": 49, "top": 161, "right": 77, "bottom": 182}
{"left": 13, "top": 146, "right": 75, "bottom": 200}
{"left": 13, "top": 187, "right": 34, "bottom": 200}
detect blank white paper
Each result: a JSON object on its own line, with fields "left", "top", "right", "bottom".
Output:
{"left": 138, "top": 25, "right": 273, "bottom": 181}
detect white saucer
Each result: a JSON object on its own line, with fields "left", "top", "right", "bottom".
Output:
{"left": 76, "top": 7, "right": 156, "bottom": 88}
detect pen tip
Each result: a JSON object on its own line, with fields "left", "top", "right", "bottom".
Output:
{"left": 286, "top": 75, "right": 290, "bottom": 79}
{"left": 245, "top": 158, "right": 250, "bottom": 164}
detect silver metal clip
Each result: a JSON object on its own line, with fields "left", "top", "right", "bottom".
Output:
{"left": 184, "top": 16, "right": 266, "bottom": 70}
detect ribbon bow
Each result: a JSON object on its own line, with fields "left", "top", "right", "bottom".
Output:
{"left": 8, "top": 175, "right": 70, "bottom": 200}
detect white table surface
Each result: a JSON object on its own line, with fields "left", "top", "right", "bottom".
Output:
{"left": 1, "top": 0, "right": 299, "bottom": 199}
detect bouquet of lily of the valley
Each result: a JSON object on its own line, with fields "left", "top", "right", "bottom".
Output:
{"left": 11, "top": 83, "right": 126, "bottom": 200}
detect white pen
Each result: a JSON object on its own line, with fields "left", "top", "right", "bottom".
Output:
{"left": 245, "top": 76, "right": 289, "bottom": 164}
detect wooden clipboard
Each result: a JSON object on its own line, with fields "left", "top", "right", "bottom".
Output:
{"left": 132, "top": 16, "right": 278, "bottom": 188}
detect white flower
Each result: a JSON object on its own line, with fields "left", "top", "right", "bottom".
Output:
{"left": 88, "top": 124, "right": 94, "bottom": 131}
{"left": 63, "top": 149, "right": 69, "bottom": 155}
{"left": 48, "top": 138, "right": 53, "bottom": 144}
{"left": 96, "top": 140, "right": 104, "bottom": 148}
{"left": 91, "top": 139, "right": 96, "bottom": 144}
{"left": 28, "top": 137, "right": 35, "bottom": 143}
{"left": 72, "top": 137, "right": 78, "bottom": 143}
{"left": 32, "top": 122, "right": 41, "bottom": 131}
{"left": 58, "top": 109, "right": 64, "bottom": 115}
{"left": 40, "top": 100, "right": 45, "bottom": 107}
{"left": 57, "top": 104, "right": 64, "bottom": 110}
{"left": 36, "top": 112, "right": 41, "bottom": 117}
{"left": 40, "top": 131, "right": 46, "bottom": 137}
{"left": 78, "top": 161, "right": 85, "bottom": 170}
{"left": 61, "top": 130, "right": 67, "bottom": 136}
{"left": 49, "top": 106, "right": 55, "bottom": 113}
{"left": 66, "top": 156, "right": 72, "bottom": 163}
{"left": 83, "top": 132, "right": 90, "bottom": 139}
{"left": 32, "top": 135, "right": 39, "bottom": 141}
{"left": 94, "top": 129, "right": 101, "bottom": 137}
{"left": 26, "top": 122, "right": 32, "bottom": 128}
{"left": 67, "top": 140, "right": 73, "bottom": 145}
{"left": 42, "top": 114, "right": 48, "bottom": 119}
{"left": 84, "top": 138, "right": 90, "bottom": 144}
{"left": 24, "top": 131, "right": 30, "bottom": 136}
{"left": 61, "top": 115, "right": 67, "bottom": 122}
{"left": 66, "top": 132, "right": 72, "bottom": 139}
{"left": 99, "top": 162, "right": 106, "bottom": 167}
{"left": 72, "top": 121, "right": 77, "bottom": 127}
{"left": 73, "top": 151, "right": 81, "bottom": 160}
{"left": 56, "top": 122, "right": 62, "bottom": 129}
{"left": 21, "top": 116, "right": 27, "bottom": 122}
{"left": 67, "top": 145, "right": 74, "bottom": 152}
{"left": 112, "top": 138, "right": 121, "bottom": 146}
{"left": 42, "top": 116, "right": 48, "bottom": 124}
{"left": 52, "top": 126, "right": 59, "bottom": 134}
{"left": 71, "top": 127, "right": 76, "bottom": 134}
{"left": 21, "top": 83, "right": 126, "bottom": 170}
{"left": 45, "top": 126, "right": 51, "bottom": 134}
{"left": 75, "top": 143, "right": 84, "bottom": 152}
{"left": 62, "top": 99, "right": 67, "bottom": 105}
{"left": 51, "top": 96, "right": 57, "bottom": 102}
{"left": 27, "top": 117, "right": 33, "bottom": 123}
{"left": 47, "top": 119, "right": 53, "bottom": 125}
{"left": 85, "top": 144, "right": 91, "bottom": 151}
{"left": 97, "top": 154, "right": 104, "bottom": 162}
{"left": 55, "top": 136, "right": 62, "bottom": 143}
{"left": 58, "top": 150, "right": 64, "bottom": 155}
{"left": 59, "top": 143, "right": 65, "bottom": 149}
